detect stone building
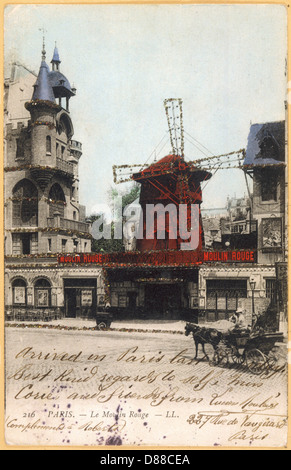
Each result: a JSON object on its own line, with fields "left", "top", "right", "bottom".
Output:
{"left": 4, "top": 45, "right": 104, "bottom": 320}
{"left": 198, "top": 120, "right": 287, "bottom": 327}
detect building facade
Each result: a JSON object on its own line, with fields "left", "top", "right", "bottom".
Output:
{"left": 4, "top": 46, "right": 287, "bottom": 328}
{"left": 198, "top": 120, "right": 287, "bottom": 327}
{"left": 4, "top": 45, "right": 104, "bottom": 320}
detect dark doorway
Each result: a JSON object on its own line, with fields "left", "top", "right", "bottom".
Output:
{"left": 128, "top": 292, "right": 138, "bottom": 314}
{"left": 144, "top": 284, "right": 182, "bottom": 319}
{"left": 65, "top": 289, "right": 77, "bottom": 318}
{"left": 64, "top": 278, "right": 97, "bottom": 318}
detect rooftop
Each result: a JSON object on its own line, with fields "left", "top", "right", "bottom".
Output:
{"left": 243, "top": 120, "right": 285, "bottom": 167}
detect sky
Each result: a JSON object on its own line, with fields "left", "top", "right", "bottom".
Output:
{"left": 4, "top": 3, "right": 288, "bottom": 215}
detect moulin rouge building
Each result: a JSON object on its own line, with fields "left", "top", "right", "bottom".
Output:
{"left": 4, "top": 44, "right": 288, "bottom": 329}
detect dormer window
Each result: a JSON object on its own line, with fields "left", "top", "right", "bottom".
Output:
{"left": 259, "top": 134, "right": 279, "bottom": 161}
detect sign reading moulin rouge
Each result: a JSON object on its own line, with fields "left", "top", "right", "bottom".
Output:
{"left": 58, "top": 250, "right": 256, "bottom": 266}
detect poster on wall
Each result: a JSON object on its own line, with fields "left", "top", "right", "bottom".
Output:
{"left": 262, "top": 218, "right": 282, "bottom": 249}
{"left": 81, "top": 289, "right": 93, "bottom": 307}
{"left": 13, "top": 287, "right": 26, "bottom": 305}
{"left": 36, "top": 289, "right": 49, "bottom": 308}
{"left": 3, "top": 2, "right": 289, "bottom": 452}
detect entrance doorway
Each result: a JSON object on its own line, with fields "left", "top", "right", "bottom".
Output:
{"left": 144, "top": 284, "right": 182, "bottom": 319}
{"left": 64, "top": 278, "right": 97, "bottom": 318}
{"left": 65, "top": 289, "right": 78, "bottom": 318}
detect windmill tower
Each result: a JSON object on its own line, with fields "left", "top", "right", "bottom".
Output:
{"left": 131, "top": 99, "right": 212, "bottom": 251}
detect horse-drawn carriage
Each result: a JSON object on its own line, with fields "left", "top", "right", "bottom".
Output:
{"left": 213, "top": 330, "right": 284, "bottom": 374}
{"left": 185, "top": 322, "right": 285, "bottom": 375}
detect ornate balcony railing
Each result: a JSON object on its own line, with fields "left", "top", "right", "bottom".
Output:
{"left": 70, "top": 140, "right": 82, "bottom": 151}
{"left": 56, "top": 157, "right": 74, "bottom": 175}
{"left": 47, "top": 216, "right": 90, "bottom": 235}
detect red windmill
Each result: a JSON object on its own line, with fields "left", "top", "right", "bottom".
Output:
{"left": 128, "top": 99, "right": 212, "bottom": 252}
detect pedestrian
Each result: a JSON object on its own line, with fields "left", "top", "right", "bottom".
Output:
{"left": 230, "top": 308, "right": 247, "bottom": 329}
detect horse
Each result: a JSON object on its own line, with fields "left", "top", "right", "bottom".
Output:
{"left": 185, "top": 322, "right": 223, "bottom": 360}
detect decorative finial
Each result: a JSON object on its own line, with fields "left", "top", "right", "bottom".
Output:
{"left": 39, "top": 27, "right": 47, "bottom": 61}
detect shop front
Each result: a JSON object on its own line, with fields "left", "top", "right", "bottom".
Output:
{"left": 63, "top": 277, "right": 97, "bottom": 319}
{"left": 107, "top": 267, "right": 199, "bottom": 321}
{"left": 198, "top": 265, "right": 277, "bottom": 325}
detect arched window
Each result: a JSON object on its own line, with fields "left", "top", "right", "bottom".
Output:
{"left": 12, "top": 278, "right": 27, "bottom": 306}
{"left": 34, "top": 278, "right": 51, "bottom": 308}
{"left": 59, "top": 113, "right": 74, "bottom": 139}
{"left": 12, "top": 179, "right": 38, "bottom": 227}
{"left": 49, "top": 183, "right": 66, "bottom": 218}
{"left": 46, "top": 135, "right": 52, "bottom": 154}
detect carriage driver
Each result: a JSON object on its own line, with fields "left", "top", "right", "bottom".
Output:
{"left": 230, "top": 308, "right": 247, "bottom": 329}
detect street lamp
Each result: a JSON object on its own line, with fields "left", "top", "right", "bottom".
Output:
{"left": 250, "top": 279, "right": 256, "bottom": 326}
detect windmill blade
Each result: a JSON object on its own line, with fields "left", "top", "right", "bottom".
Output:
{"left": 164, "top": 98, "right": 184, "bottom": 158}
{"left": 112, "top": 164, "right": 145, "bottom": 184}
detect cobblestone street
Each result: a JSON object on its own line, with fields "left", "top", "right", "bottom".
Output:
{"left": 5, "top": 324, "right": 288, "bottom": 448}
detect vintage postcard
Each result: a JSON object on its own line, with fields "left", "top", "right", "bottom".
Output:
{"left": 2, "top": 3, "right": 289, "bottom": 448}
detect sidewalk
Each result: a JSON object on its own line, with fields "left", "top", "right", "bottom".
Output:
{"left": 5, "top": 318, "right": 187, "bottom": 334}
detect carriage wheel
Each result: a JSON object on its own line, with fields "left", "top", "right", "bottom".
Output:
{"left": 229, "top": 346, "right": 244, "bottom": 365}
{"left": 97, "top": 322, "right": 107, "bottom": 330}
{"left": 246, "top": 349, "right": 266, "bottom": 375}
{"left": 232, "top": 352, "right": 245, "bottom": 365}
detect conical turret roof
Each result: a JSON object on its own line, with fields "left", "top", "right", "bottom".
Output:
{"left": 32, "top": 60, "right": 56, "bottom": 102}
{"left": 51, "top": 45, "right": 61, "bottom": 64}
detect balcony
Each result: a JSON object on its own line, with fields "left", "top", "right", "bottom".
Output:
{"left": 47, "top": 216, "right": 91, "bottom": 235}
{"left": 56, "top": 157, "right": 74, "bottom": 175}
{"left": 70, "top": 140, "right": 82, "bottom": 152}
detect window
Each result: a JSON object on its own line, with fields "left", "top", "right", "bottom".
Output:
{"left": 16, "top": 138, "right": 24, "bottom": 160}
{"left": 12, "top": 232, "right": 38, "bottom": 255}
{"left": 266, "top": 278, "right": 276, "bottom": 304}
{"left": 73, "top": 239, "right": 79, "bottom": 252}
{"left": 206, "top": 279, "right": 247, "bottom": 311}
{"left": 21, "top": 233, "right": 31, "bottom": 255}
{"left": 12, "top": 179, "right": 38, "bottom": 227}
{"left": 49, "top": 184, "right": 66, "bottom": 218}
{"left": 48, "top": 239, "right": 52, "bottom": 252}
{"left": 260, "top": 168, "right": 278, "bottom": 202}
{"left": 62, "top": 239, "right": 67, "bottom": 251}
{"left": 46, "top": 136, "right": 51, "bottom": 154}
{"left": 259, "top": 136, "right": 279, "bottom": 161}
